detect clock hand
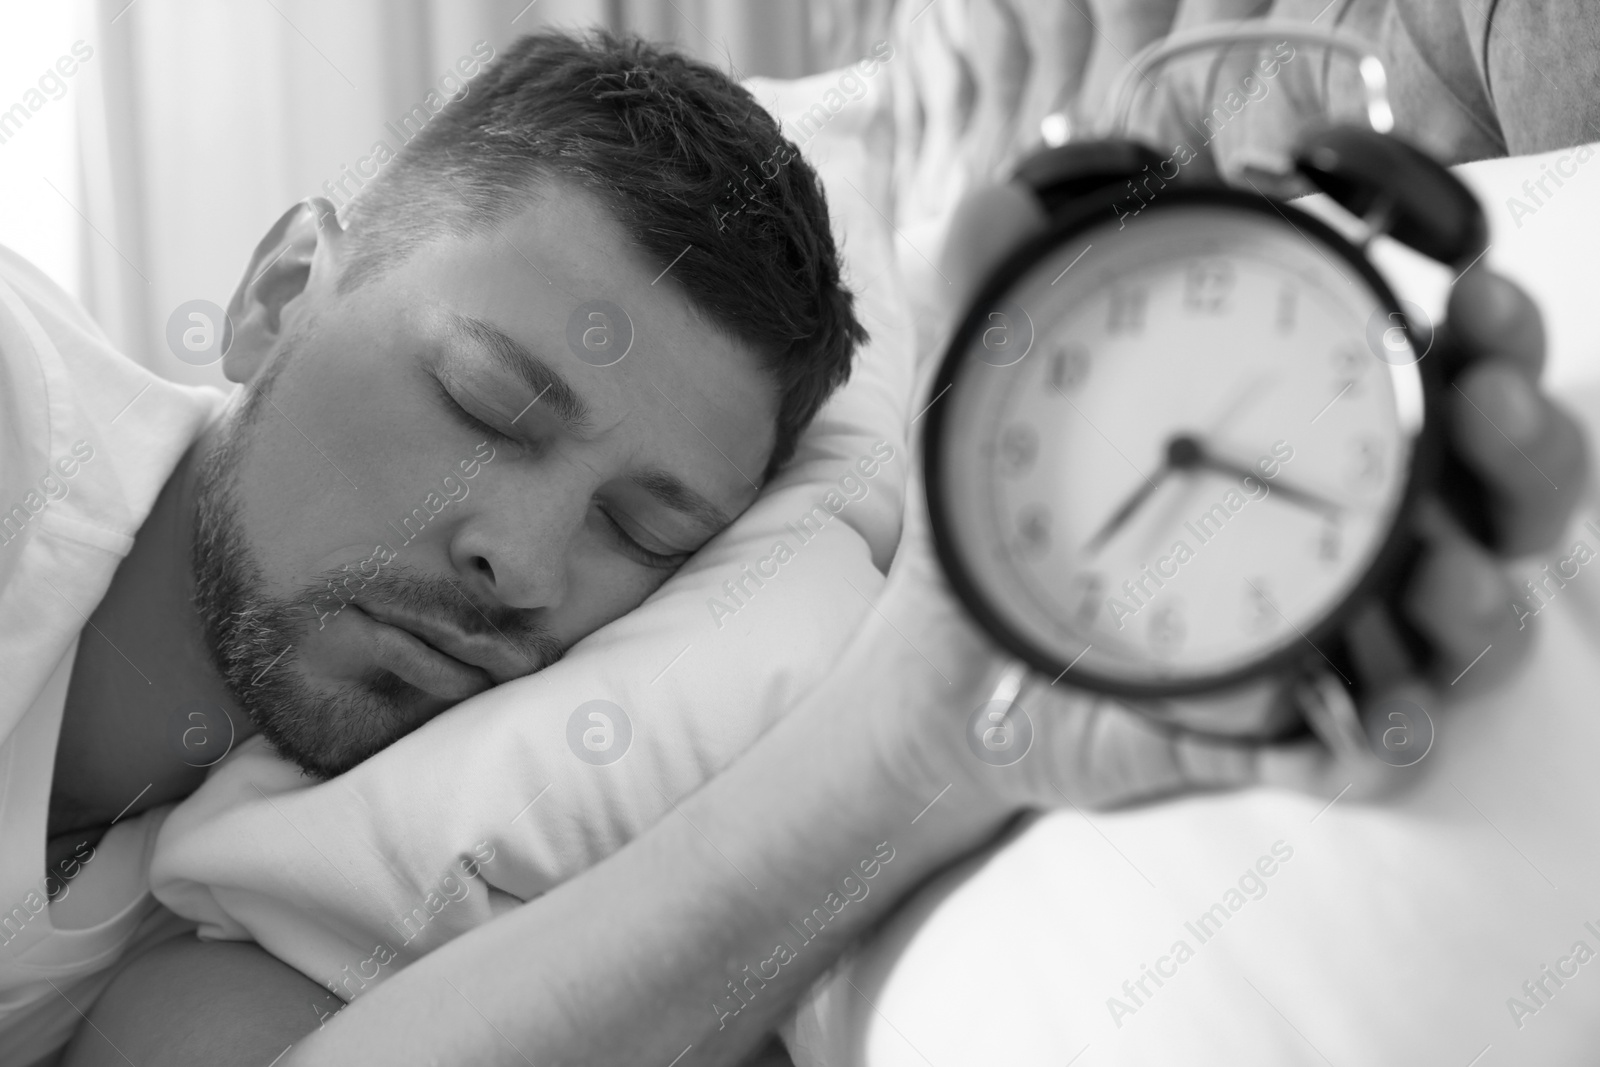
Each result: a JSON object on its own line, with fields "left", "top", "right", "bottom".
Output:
{"left": 1083, "top": 466, "right": 1170, "bottom": 555}
{"left": 1085, "top": 433, "right": 1215, "bottom": 555}
{"left": 1211, "top": 458, "right": 1345, "bottom": 517}
{"left": 1130, "top": 375, "right": 1281, "bottom": 558}
{"left": 1204, "top": 372, "right": 1280, "bottom": 435}
{"left": 1253, "top": 472, "right": 1344, "bottom": 517}
{"left": 1168, "top": 435, "right": 1344, "bottom": 517}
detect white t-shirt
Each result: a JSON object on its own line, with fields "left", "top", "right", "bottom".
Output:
{"left": 0, "top": 245, "right": 227, "bottom": 1065}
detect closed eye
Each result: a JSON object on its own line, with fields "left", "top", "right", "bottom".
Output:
{"left": 434, "top": 377, "right": 518, "bottom": 446}
{"left": 597, "top": 504, "right": 690, "bottom": 570}
{"left": 434, "top": 374, "right": 688, "bottom": 571}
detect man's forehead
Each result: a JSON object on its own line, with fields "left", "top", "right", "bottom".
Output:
{"left": 458, "top": 177, "right": 663, "bottom": 291}
{"left": 392, "top": 182, "right": 745, "bottom": 382}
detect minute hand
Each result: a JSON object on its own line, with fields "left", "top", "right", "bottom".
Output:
{"left": 1191, "top": 448, "right": 1344, "bottom": 517}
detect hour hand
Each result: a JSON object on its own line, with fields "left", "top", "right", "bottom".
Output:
{"left": 1084, "top": 467, "right": 1169, "bottom": 555}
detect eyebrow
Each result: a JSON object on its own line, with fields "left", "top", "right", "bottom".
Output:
{"left": 629, "top": 468, "right": 734, "bottom": 536}
{"left": 446, "top": 313, "right": 593, "bottom": 433}
{"left": 444, "top": 312, "right": 735, "bottom": 538}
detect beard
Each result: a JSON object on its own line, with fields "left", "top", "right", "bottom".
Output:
{"left": 191, "top": 344, "right": 563, "bottom": 780}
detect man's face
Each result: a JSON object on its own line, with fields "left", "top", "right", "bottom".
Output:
{"left": 195, "top": 181, "right": 777, "bottom": 778}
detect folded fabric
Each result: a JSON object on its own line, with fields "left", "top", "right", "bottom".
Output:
{"left": 149, "top": 62, "right": 914, "bottom": 1002}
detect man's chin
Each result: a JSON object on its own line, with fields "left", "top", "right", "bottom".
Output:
{"left": 239, "top": 666, "right": 448, "bottom": 781}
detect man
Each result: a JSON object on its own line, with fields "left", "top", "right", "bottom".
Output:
{"left": 15, "top": 28, "right": 1583, "bottom": 1067}
{"left": 3, "top": 30, "right": 858, "bottom": 1066}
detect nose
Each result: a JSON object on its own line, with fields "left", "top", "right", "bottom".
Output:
{"left": 449, "top": 468, "right": 588, "bottom": 612}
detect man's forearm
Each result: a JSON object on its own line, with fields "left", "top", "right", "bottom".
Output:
{"left": 286, "top": 621, "right": 1010, "bottom": 1066}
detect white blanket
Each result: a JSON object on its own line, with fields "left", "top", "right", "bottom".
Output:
{"left": 787, "top": 142, "right": 1600, "bottom": 1066}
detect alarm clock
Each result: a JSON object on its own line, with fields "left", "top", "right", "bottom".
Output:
{"left": 923, "top": 126, "right": 1491, "bottom": 738}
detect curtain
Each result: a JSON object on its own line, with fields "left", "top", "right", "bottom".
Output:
{"left": 76, "top": 0, "right": 895, "bottom": 384}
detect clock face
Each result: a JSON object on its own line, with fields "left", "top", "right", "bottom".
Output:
{"left": 931, "top": 195, "right": 1426, "bottom": 695}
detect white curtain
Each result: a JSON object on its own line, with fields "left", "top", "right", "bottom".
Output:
{"left": 72, "top": 0, "right": 894, "bottom": 386}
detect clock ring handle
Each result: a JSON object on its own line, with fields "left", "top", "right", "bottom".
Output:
{"left": 1102, "top": 24, "right": 1395, "bottom": 142}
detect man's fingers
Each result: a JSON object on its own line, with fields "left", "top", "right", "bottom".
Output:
{"left": 1444, "top": 270, "right": 1546, "bottom": 376}
{"left": 1451, "top": 361, "right": 1588, "bottom": 555}
{"left": 1250, "top": 734, "right": 1352, "bottom": 797}
{"left": 1403, "top": 503, "right": 1533, "bottom": 692}
{"left": 1440, "top": 269, "right": 1587, "bottom": 555}
{"left": 1030, "top": 686, "right": 1268, "bottom": 808}
{"left": 1025, "top": 673, "right": 1441, "bottom": 810}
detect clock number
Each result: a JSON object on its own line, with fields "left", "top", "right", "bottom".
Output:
{"left": 997, "top": 424, "right": 1039, "bottom": 477}
{"left": 1066, "top": 571, "right": 1106, "bottom": 630}
{"left": 1107, "top": 287, "right": 1147, "bottom": 335}
{"left": 1276, "top": 286, "right": 1298, "bottom": 333}
{"left": 1243, "top": 579, "right": 1277, "bottom": 635}
{"left": 1048, "top": 344, "right": 1091, "bottom": 393}
{"left": 1016, "top": 504, "right": 1052, "bottom": 557}
{"left": 1184, "top": 259, "right": 1234, "bottom": 314}
{"left": 1349, "top": 435, "right": 1384, "bottom": 487}
{"left": 1317, "top": 519, "right": 1342, "bottom": 564}
{"left": 1148, "top": 602, "right": 1186, "bottom": 655}
{"left": 1330, "top": 344, "right": 1367, "bottom": 398}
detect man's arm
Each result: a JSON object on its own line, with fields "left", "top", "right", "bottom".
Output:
{"left": 61, "top": 937, "right": 343, "bottom": 1066}
{"left": 61, "top": 935, "right": 799, "bottom": 1067}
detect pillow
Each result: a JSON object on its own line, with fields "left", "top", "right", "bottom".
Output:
{"left": 149, "top": 62, "right": 916, "bottom": 999}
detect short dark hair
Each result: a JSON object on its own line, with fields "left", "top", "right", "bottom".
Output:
{"left": 337, "top": 30, "right": 867, "bottom": 480}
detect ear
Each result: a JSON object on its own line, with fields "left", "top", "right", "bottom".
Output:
{"left": 221, "top": 197, "right": 344, "bottom": 384}
{"left": 935, "top": 181, "right": 1050, "bottom": 313}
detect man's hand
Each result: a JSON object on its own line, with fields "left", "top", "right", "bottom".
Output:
{"left": 875, "top": 178, "right": 1589, "bottom": 816}
{"left": 1398, "top": 269, "right": 1587, "bottom": 686}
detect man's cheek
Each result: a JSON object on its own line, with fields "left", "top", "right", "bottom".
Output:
{"left": 565, "top": 558, "right": 665, "bottom": 648}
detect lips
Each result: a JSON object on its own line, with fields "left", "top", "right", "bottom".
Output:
{"left": 352, "top": 600, "right": 536, "bottom": 689}
{"left": 334, "top": 606, "right": 486, "bottom": 702}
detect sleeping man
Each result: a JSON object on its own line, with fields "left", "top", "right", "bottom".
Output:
{"left": 1, "top": 28, "right": 1583, "bottom": 1067}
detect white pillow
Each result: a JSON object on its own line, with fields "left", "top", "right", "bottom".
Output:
{"left": 149, "top": 64, "right": 915, "bottom": 997}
